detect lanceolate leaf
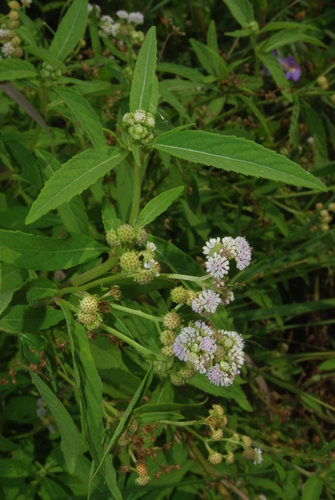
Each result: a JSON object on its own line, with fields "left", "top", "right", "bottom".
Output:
{"left": 136, "top": 186, "right": 184, "bottom": 227}
{"left": 102, "top": 198, "right": 121, "bottom": 232}
{"left": 301, "top": 476, "right": 323, "bottom": 500}
{"left": 262, "top": 30, "right": 327, "bottom": 52}
{"left": 257, "top": 52, "right": 293, "bottom": 102}
{"left": 61, "top": 308, "right": 103, "bottom": 464}
{"left": 24, "top": 47, "right": 67, "bottom": 71}
{"left": 190, "top": 39, "right": 227, "bottom": 79}
{"left": 152, "top": 130, "right": 326, "bottom": 191}
{"left": 0, "top": 60, "right": 38, "bottom": 81}
{"left": 26, "top": 147, "right": 128, "bottom": 224}
{"left": 222, "top": 0, "right": 254, "bottom": 27}
{"left": 0, "top": 306, "right": 63, "bottom": 334}
{"left": 130, "top": 26, "right": 157, "bottom": 112}
{"left": 0, "top": 229, "right": 106, "bottom": 270}
{"left": 50, "top": 0, "right": 88, "bottom": 61}
{"left": 54, "top": 86, "right": 105, "bottom": 149}
{"left": 30, "top": 370, "right": 80, "bottom": 474}
{"left": 93, "top": 365, "right": 153, "bottom": 479}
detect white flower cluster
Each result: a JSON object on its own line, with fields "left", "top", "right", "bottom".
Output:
{"left": 122, "top": 109, "right": 155, "bottom": 144}
{"left": 1, "top": 41, "right": 14, "bottom": 58}
{"left": 0, "top": 29, "right": 11, "bottom": 40}
{"left": 173, "top": 323, "right": 245, "bottom": 386}
{"left": 100, "top": 15, "right": 120, "bottom": 37}
{"left": 116, "top": 10, "right": 144, "bottom": 25}
{"left": 203, "top": 236, "right": 252, "bottom": 277}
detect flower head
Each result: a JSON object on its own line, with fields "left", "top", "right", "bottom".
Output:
{"left": 265, "top": 51, "right": 301, "bottom": 82}
{"left": 206, "top": 253, "right": 229, "bottom": 278}
{"left": 192, "top": 289, "right": 221, "bottom": 316}
{"left": 253, "top": 448, "right": 263, "bottom": 465}
{"left": 235, "top": 236, "right": 252, "bottom": 270}
{"left": 2, "top": 42, "right": 14, "bottom": 58}
{"left": 128, "top": 12, "right": 144, "bottom": 25}
{"left": 100, "top": 15, "right": 114, "bottom": 35}
{"left": 207, "top": 364, "right": 234, "bottom": 387}
{"left": 173, "top": 322, "right": 216, "bottom": 373}
{"left": 116, "top": 10, "right": 129, "bottom": 20}
{"left": 0, "top": 29, "right": 11, "bottom": 40}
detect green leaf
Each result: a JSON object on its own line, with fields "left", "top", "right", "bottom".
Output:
{"left": 58, "top": 195, "right": 90, "bottom": 235}
{"left": 24, "top": 278, "right": 58, "bottom": 302}
{"left": 0, "top": 59, "right": 38, "bottom": 82}
{"left": 303, "top": 102, "right": 328, "bottom": 165}
{"left": 104, "top": 455, "right": 123, "bottom": 500}
{"left": 319, "top": 359, "right": 335, "bottom": 371}
{"left": 53, "top": 86, "right": 105, "bottom": 149}
{"left": 30, "top": 370, "right": 80, "bottom": 474}
{"left": 238, "top": 94, "right": 271, "bottom": 139}
{"left": 207, "top": 20, "right": 218, "bottom": 52}
{"left": 0, "top": 458, "right": 32, "bottom": 478}
{"left": 257, "top": 52, "right": 293, "bottom": 102}
{"left": 26, "top": 147, "right": 127, "bottom": 224}
{"left": 24, "top": 46, "right": 67, "bottom": 71}
{"left": 152, "top": 130, "right": 326, "bottom": 191}
{"left": 50, "top": 0, "right": 88, "bottom": 61}
{"left": 61, "top": 307, "right": 103, "bottom": 463}
{"left": 190, "top": 39, "right": 227, "bottom": 79}
{"left": 262, "top": 30, "right": 327, "bottom": 52}
{"left": 260, "top": 21, "right": 320, "bottom": 33}
{"left": 136, "top": 187, "right": 184, "bottom": 228}
{"left": 148, "top": 75, "right": 159, "bottom": 114}
{"left": 0, "top": 306, "right": 63, "bottom": 334}
{"left": 130, "top": 26, "right": 157, "bottom": 112}
{"left": 93, "top": 365, "right": 153, "bottom": 479}
{"left": 222, "top": 0, "right": 254, "bottom": 27}
{"left": 102, "top": 197, "right": 121, "bottom": 232}
{"left": 159, "top": 82, "right": 194, "bottom": 122}
{"left": 188, "top": 373, "right": 253, "bottom": 412}
{"left": 0, "top": 264, "right": 29, "bottom": 316}
{"left": 302, "top": 476, "right": 323, "bottom": 500}
{"left": 0, "top": 229, "right": 106, "bottom": 271}
{"left": 156, "top": 62, "right": 204, "bottom": 82}
{"left": 289, "top": 97, "right": 300, "bottom": 148}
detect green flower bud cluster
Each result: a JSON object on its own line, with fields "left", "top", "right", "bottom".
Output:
{"left": 130, "top": 30, "right": 145, "bottom": 43}
{"left": 122, "top": 109, "right": 155, "bottom": 144}
{"left": 77, "top": 294, "right": 102, "bottom": 330}
{"left": 246, "top": 20, "right": 259, "bottom": 34}
{"left": 41, "top": 62, "right": 62, "bottom": 81}
{"left": 106, "top": 224, "right": 147, "bottom": 249}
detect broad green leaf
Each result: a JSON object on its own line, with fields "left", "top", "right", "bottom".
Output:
{"left": 0, "top": 59, "right": 38, "bottom": 81}
{"left": 24, "top": 46, "right": 67, "bottom": 70}
{"left": 0, "top": 434, "right": 20, "bottom": 452}
{"left": 0, "top": 229, "right": 106, "bottom": 271}
{"left": 88, "top": 6, "right": 101, "bottom": 56}
{"left": 58, "top": 195, "right": 90, "bottom": 235}
{"left": 303, "top": 102, "right": 328, "bottom": 165}
{"left": 104, "top": 455, "right": 123, "bottom": 500}
{"left": 102, "top": 197, "right": 121, "bottom": 232}
{"left": 225, "top": 28, "right": 253, "bottom": 37}
{"left": 148, "top": 75, "right": 159, "bottom": 114}
{"left": 152, "top": 130, "right": 326, "bottom": 191}
{"left": 0, "top": 305, "right": 63, "bottom": 334}
{"left": 319, "top": 359, "right": 335, "bottom": 371}
{"left": 156, "top": 62, "right": 204, "bottom": 82}
{"left": 6, "top": 141, "right": 42, "bottom": 189}
{"left": 26, "top": 147, "right": 127, "bottom": 224}
{"left": 257, "top": 52, "right": 293, "bottom": 102}
{"left": 0, "top": 264, "right": 29, "bottom": 316}
{"left": 188, "top": 373, "right": 253, "bottom": 412}
{"left": 50, "top": 0, "right": 88, "bottom": 61}
{"left": 130, "top": 26, "right": 157, "bottom": 112}
{"left": 53, "top": 86, "right": 105, "bottom": 149}
{"left": 30, "top": 370, "right": 80, "bottom": 473}
{"left": 93, "top": 365, "right": 153, "bottom": 479}
{"left": 0, "top": 458, "right": 32, "bottom": 477}
{"left": 302, "top": 476, "right": 323, "bottom": 500}
{"left": 289, "top": 97, "right": 300, "bottom": 148}
{"left": 260, "top": 199, "right": 289, "bottom": 237}
{"left": 190, "top": 39, "right": 227, "bottom": 79}
{"left": 61, "top": 308, "right": 103, "bottom": 463}
{"left": 260, "top": 21, "right": 320, "bottom": 33}
{"left": 274, "top": 462, "right": 300, "bottom": 500}
{"left": 207, "top": 20, "right": 218, "bottom": 52}
{"left": 222, "top": 0, "right": 254, "bottom": 27}
{"left": 262, "top": 30, "right": 327, "bottom": 52}
{"left": 136, "top": 186, "right": 184, "bottom": 227}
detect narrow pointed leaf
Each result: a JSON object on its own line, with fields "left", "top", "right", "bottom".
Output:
{"left": 130, "top": 26, "right": 157, "bottom": 112}
{"left": 50, "top": 0, "right": 88, "bottom": 61}
{"left": 26, "top": 147, "right": 127, "bottom": 224}
{"left": 152, "top": 130, "right": 326, "bottom": 191}
{"left": 0, "top": 60, "right": 38, "bottom": 81}
{"left": 136, "top": 186, "right": 184, "bottom": 227}
{"left": 54, "top": 86, "right": 105, "bottom": 149}
{"left": 30, "top": 370, "right": 80, "bottom": 473}
{"left": 0, "top": 229, "right": 106, "bottom": 270}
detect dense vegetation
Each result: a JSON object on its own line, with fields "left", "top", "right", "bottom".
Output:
{"left": 0, "top": 0, "right": 334, "bottom": 499}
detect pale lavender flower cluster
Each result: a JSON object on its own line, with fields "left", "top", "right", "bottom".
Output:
{"left": 117, "top": 10, "right": 144, "bottom": 25}
{"left": 173, "top": 322, "right": 245, "bottom": 386}
{"left": 203, "top": 235, "right": 252, "bottom": 276}
{"left": 192, "top": 289, "right": 221, "bottom": 316}
{"left": 100, "top": 15, "right": 120, "bottom": 37}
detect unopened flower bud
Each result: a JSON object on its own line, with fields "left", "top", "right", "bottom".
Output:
{"left": 106, "top": 229, "right": 120, "bottom": 248}
{"left": 136, "top": 462, "right": 148, "bottom": 477}
{"left": 185, "top": 290, "right": 198, "bottom": 306}
{"left": 163, "top": 312, "right": 181, "bottom": 330}
{"left": 9, "top": 1, "right": 21, "bottom": 10}
{"left": 211, "top": 429, "right": 223, "bottom": 441}
{"left": 135, "top": 270, "right": 153, "bottom": 285}
{"left": 241, "top": 435, "right": 252, "bottom": 449}
{"left": 328, "top": 203, "right": 335, "bottom": 212}
{"left": 171, "top": 286, "right": 188, "bottom": 304}
{"left": 135, "top": 475, "right": 151, "bottom": 486}
{"left": 9, "top": 21, "right": 20, "bottom": 28}
{"left": 243, "top": 448, "right": 255, "bottom": 461}
{"left": 161, "top": 345, "right": 174, "bottom": 356}
{"left": 160, "top": 330, "right": 176, "bottom": 346}
{"left": 170, "top": 372, "right": 185, "bottom": 386}
{"left": 208, "top": 452, "right": 223, "bottom": 465}
{"left": 120, "top": 251, "right": 140, "bottom": 272}
{"left": 117, "top": 224, "right": 135, "bottom": 243}
{"left": 225, "top": 451, "right": 235, "bottom": 464}
{"left": 9, "top": 10, "right": 19, "bottom": 21}
{"left": 12, "top": 47, "right": 23, "bottom": 58}
{"left": 11, "top": 36, "right": 21, "bottom": 47}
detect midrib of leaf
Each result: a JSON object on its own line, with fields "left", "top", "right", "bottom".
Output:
{"left": 27, "top": 152, "right": 123, "bottom": 222}
{"left": 54, "top": 0, "right": 84, "bottom": 59}
{"left": 154, "top": 143, "right": 310, "bottom": 179}
{"left": 138, "top": 34, "right": 154, "bottom": 109}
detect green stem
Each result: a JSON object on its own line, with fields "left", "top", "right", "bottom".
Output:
{"left": 56, "top": 298, "right": 79, "bottom": 314}
{"left": 30, "top": 84, "right": 48, "bottom": 150}
{"left": 59, "top": 254, "right": 119, "bottom": 291}
{"left": 58, "top": 369, "right": 76, "bottom": 387}
{"left": 104, "top": 400, "right": 120, "bottom": 418}
{"left": 129, "top": 155, "right": 142, "bottom": 225}
{"left": 100, "top": 323, "right": 156, "bottom": 360}
{"left": 109, "top": 303, "right": 163, "bottom": 323}
{"left": 59, "top": 272, "right": 124, "bottom": 296}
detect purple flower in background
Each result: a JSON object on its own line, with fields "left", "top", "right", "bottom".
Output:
{"left": 265, "top": 51, "right": 301, "bottom": 82}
